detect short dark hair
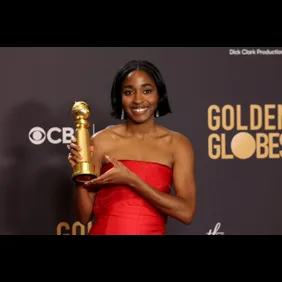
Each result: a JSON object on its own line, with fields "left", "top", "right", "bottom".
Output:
{"left": 110, "top": 60, "right": 172, "bottom": 119}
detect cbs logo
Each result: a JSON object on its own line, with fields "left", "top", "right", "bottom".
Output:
{"left": 28, "top": 126, "right": 74, "bottom": 145}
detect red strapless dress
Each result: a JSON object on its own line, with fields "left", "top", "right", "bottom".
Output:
{"left": 88, "top": 160, "right": 173, "bottom": 235}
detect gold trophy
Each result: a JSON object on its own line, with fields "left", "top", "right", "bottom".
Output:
{"left": 71, "top": 101, "right": 96, "bottom": 183}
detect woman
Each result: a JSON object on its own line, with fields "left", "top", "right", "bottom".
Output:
{"left": 68, "top": 60, "right": 196, "bottom": 235}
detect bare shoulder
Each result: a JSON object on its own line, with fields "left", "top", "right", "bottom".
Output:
{"left": 169, "top": 131, "right": 195, "bottom": 161}
{"left": 171, "top": 131, "right": 193, "bottom": 147}
{"left": 155, "top": 125, "right": 194, "bottom": 159}
{"left": 90, "top": 124, "right": 124, "bottom": 146}
{"left": 157, "top": 126, "right": 193, "bottom": 147}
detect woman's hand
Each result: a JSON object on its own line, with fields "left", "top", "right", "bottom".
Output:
{"left": 67, "top": 137, "right": 94, "bottom": 168}
{"left": 84, "top": 155, "right": 135, "bottom": 187}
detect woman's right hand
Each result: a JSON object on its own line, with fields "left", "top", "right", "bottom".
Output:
{"left": 68, "top": 137, "right": 94, "bottom": 168}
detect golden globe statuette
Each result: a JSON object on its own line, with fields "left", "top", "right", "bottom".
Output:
{"left": 71, "top": 101, "right": 96, "bottom": 183}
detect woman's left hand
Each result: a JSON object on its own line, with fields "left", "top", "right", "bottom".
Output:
{"left": 84, "top": 155, "right": 135, "bottom": 187}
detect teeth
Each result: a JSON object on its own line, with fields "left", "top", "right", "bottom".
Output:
{"left": 132, "top": 107, "right": 147, "bottom": 113}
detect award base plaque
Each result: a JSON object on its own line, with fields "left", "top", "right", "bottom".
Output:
{"left": 71, "top": 101, "right": 96, "bottom": 183}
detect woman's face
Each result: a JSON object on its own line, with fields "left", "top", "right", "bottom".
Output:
{"left": 121, "top": 70, "right": 159, "bottom": 123}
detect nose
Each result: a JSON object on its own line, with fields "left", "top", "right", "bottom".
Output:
{"left": 133, "top": 91, "right": 144, "bottom": 104}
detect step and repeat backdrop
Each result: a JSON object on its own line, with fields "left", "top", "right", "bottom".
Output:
{"left": 0, "top": 47, "right": 281, "bottom": 235}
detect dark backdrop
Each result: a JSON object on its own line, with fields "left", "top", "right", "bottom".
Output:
{"left": 0, "top": 47, "right": 281, "bottom": 235}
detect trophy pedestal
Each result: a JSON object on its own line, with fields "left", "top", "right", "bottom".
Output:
{"left": 72, "top": 162, "right": 96, "bottom": 183}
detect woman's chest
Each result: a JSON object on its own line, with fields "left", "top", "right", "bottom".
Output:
{"left": 104, "top": 138, "right": 173, "bottom": 166}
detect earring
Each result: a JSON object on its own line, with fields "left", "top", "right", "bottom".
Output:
{"left": 155, "top": 110, "right": 159, "bottom": 118}
{"left": 121, "top": 108, "right": 124, "bottom": 120}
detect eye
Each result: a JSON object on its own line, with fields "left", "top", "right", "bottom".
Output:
{"left": 123, "top": 90, "right": 133, "bottom": 95}
{"left": 143, "top": 89, "right": 152, "bottom": 94}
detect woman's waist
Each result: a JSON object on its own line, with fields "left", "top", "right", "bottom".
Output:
{"left": 89, "top": 213, "right": 166, "bottom": 235}
{"left": 91, "top": 207, "right": 166, "bottom": 233}
{"left": 93, "top": 197, "right": 166, "bottom": 222}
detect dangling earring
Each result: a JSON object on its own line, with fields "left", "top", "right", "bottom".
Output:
{"left": 121, "top": 108, "right": 124, "bottom": 120}
{"left": 155, "top": 110, "right": 159, "bottom": 118}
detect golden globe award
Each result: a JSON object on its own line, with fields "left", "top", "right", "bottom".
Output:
{"left": 71, "top": 101, "right": 96, "bottom": 183}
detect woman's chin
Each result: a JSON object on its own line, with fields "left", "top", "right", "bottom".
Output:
{"left": 127, "top": 114, "right": 151, "bottom": 124}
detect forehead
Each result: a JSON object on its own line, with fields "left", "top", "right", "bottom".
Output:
{"left": 122, "top": 70, "right": 155, "bottom": 86}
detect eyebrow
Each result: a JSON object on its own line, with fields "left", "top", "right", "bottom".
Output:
{"left": 123, "top": 83, "right": 154, "bottom": 89}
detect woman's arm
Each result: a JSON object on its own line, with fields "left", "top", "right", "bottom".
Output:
{"left": 73, "top": 183, "right": 96, "bottom": 225}
{"left": 128, "top": 133, "right": 196, "bottom": 224}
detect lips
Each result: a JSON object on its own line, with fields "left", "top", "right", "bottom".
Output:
{"left": 131, "top": 107, "right": 149, "bottom": 115}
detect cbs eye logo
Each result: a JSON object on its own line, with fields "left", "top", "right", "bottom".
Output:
{"left": 28, "top": 127, "right": 46, "bottom": 145}
{"left": 28, "top": 126, "right": 75, "bottom": 145}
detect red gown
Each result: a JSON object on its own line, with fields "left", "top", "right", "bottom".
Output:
{"left": 88, "top": 160, "right": 173, "bottom": 235}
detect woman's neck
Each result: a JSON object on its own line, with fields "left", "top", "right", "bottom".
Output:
{"left": 124, "top": 118, "right": 157, "bottom": 138}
